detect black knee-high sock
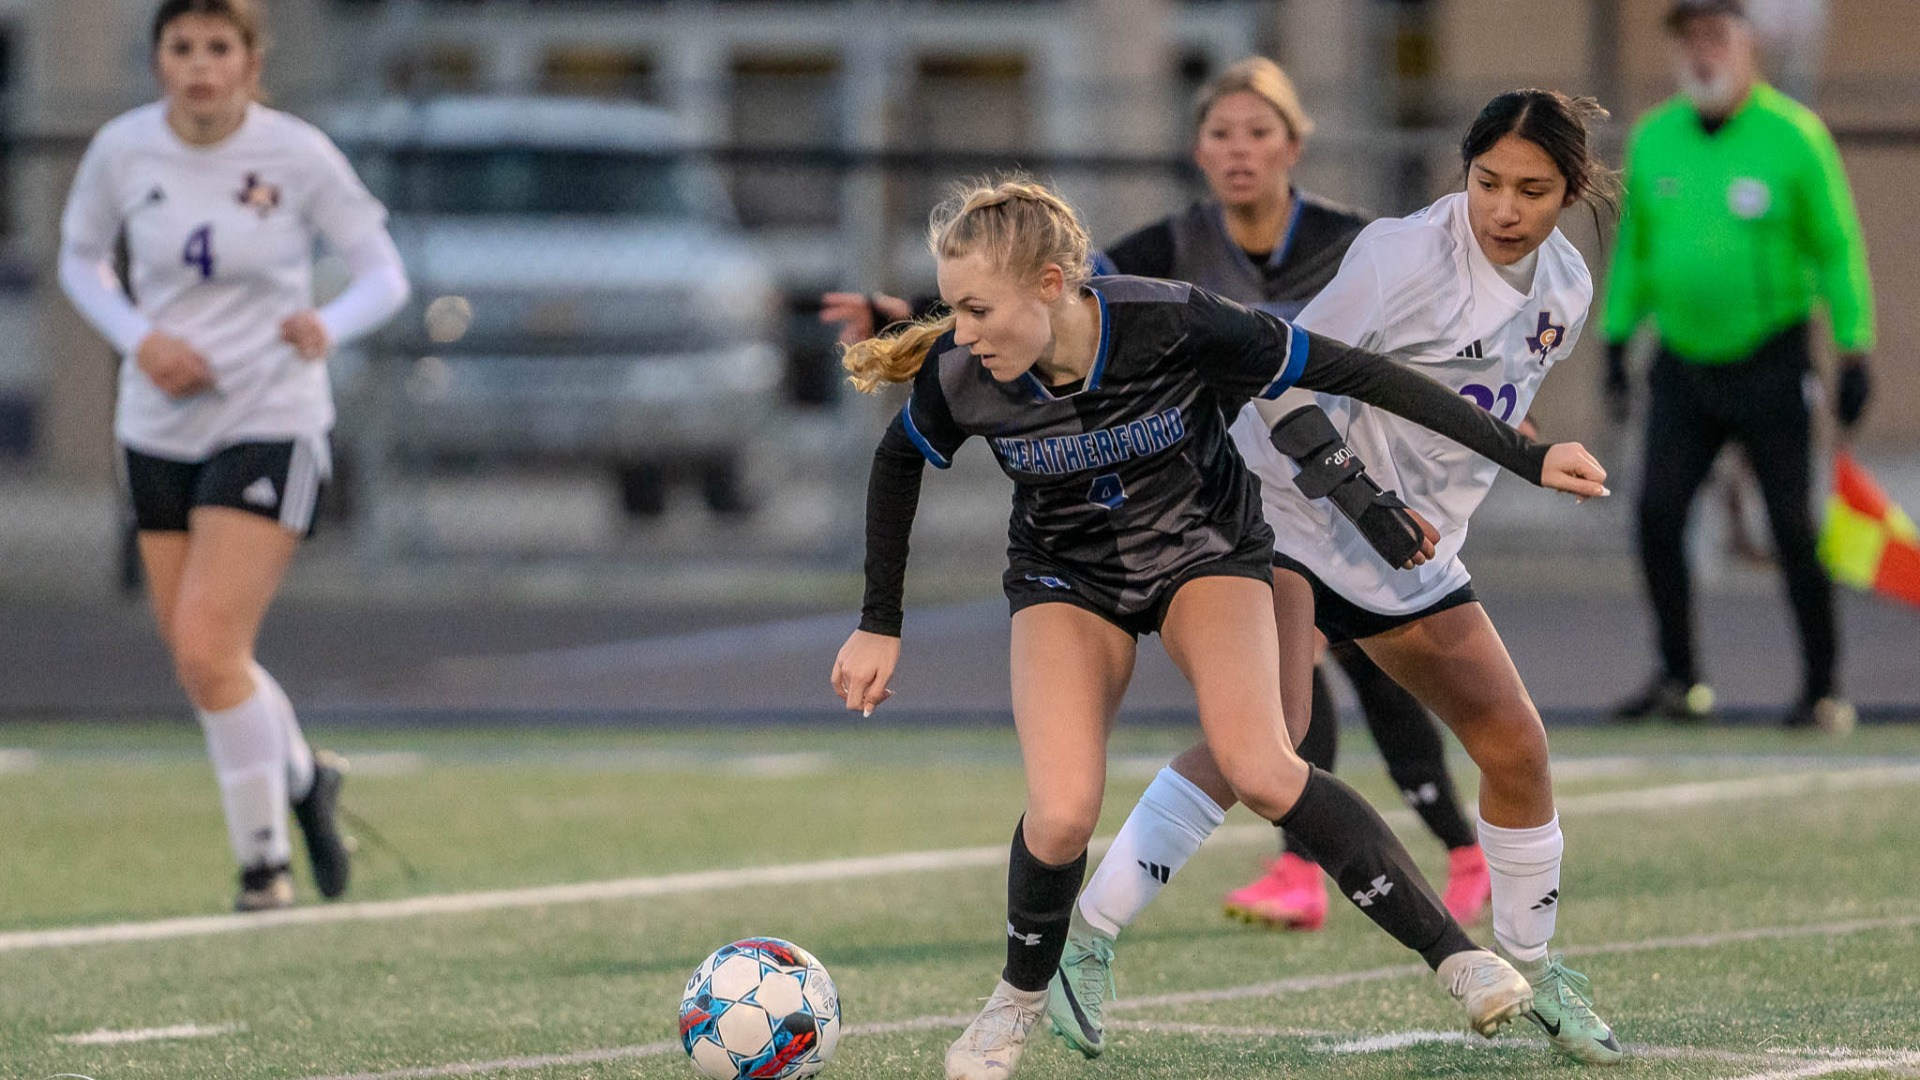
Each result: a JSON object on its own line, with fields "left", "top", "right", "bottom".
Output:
{"left": 1277, "top": 766, "right": 1478, "bottom": 970}
{"left": 1333, "top": 643, "right": 1477, "bottom": 851}
{"left": 1280, "top": 667, "right": 1340, "bottom": 861}
{"left": 1004, "top": 818, "right": 1087, "bottom": 992}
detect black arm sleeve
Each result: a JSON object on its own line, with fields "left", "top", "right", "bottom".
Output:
{"left": 1101, "top": 221, "right": 1177, "bottom": 279}
{"left": 1293, "top": 330, "right": 1549, "bottom": 485}
{"left": 858, "top": 416, "right": 927, "bottom": 637}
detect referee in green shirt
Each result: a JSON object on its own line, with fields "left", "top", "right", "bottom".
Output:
{"left": 1604, "top": 0, "right": 1875, "bottom": 732}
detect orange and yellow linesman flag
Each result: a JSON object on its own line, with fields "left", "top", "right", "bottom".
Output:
{"left": 1819, "top": 449, "right": 1920, "bottom": 608}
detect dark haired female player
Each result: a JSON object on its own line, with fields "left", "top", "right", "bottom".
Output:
{"left": 1058, "top": 90, "right": 1626, "bottom": 1067}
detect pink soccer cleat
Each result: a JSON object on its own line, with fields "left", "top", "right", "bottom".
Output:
{"left": 1222, "top": 853, "right": 1327, "bottom": 930}
{"left": 1443, "top": 843, "right": 1492, "bottom": 925}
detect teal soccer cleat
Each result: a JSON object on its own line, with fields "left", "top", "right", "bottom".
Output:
{"left": 1046, "top": 909, "right": 1115, "bottom": 1058}
{"left": 1503, "top": 948, "right": 1625, "bottom": 1064}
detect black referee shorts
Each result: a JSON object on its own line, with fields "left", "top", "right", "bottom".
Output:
{"left": 122, "top": 439, "right": 329, "bottom": 537}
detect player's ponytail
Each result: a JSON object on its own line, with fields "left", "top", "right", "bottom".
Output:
{"left": 1461, "top": 89, "right": 1620, "bottom": 216}
{"left": 842, "top": 314, "right": 958, "bottom": 395}
{"left": 843, "top": 177, "right": 1092, "bottom": 394}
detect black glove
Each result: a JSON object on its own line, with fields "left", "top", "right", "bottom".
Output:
{"left": 1836, "top": 356, "right": 1872, "bottom": 430}
{"left": 1268, "top": 405, "right": 1428, "bottom": 569}
{"left": 1603, "top": 342, "right": 1631, "bottom": 425}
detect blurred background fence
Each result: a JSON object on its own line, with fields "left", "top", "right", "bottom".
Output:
{"left": 2, "top": 0, "right": 1918, "bottom": 599}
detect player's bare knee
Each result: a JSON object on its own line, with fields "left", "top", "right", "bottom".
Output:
{"left": 1219, "top": 760, "right": 1304, "bottom": 823}
{"left": 1466, "top": 711, "right": 1559, "bottom": 776}
{"left": 169, "top": 637, "right": 248, "bottom": 709}
{"left": 1022, "top": 805, "right": 1098, "bottom": 864}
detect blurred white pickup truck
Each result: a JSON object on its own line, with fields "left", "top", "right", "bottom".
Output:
{"left": 322, "top": 95, "right": 784, "bottom": 517}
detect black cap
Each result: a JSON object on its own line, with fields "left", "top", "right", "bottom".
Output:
{"left": 1665, "top": 0, "right": 1746, "bottom": 31}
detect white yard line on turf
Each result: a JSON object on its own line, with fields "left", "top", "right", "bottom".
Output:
{"left": 299, "top": 963, "right": 1920, "bottom": 1080}
{"left": 1317, "top": 1029, "right": 1475, "bottom": 1053}
{"left": 1085, "top": 1021, "right": 1912, "bottom": 1075}
{"left": 5, "top": 763, "right": 1920, "bottom": 955}
{"left": 0, "top": 748, "right": 40, "bottom": 774}
{"left": 56, "top": 1022, "right": 241, "bottom": 1045}
{"left": 1724, "top": 1054, "right": 1920, "bottom": 1080}
{"left": 303, "top": 1017, "right": 980, "bottom": 1080}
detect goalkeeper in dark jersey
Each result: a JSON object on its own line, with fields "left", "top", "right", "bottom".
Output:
{"left": 827, "top": 178, "right": 1609, "bottom": 1080}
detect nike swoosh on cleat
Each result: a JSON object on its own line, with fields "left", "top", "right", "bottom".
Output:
{"left": 1061, "top": 981, "right": 1099, "bottom": 1041}
{"left": 1527, "top": 1009, "right": 1561, "bottom": 1037}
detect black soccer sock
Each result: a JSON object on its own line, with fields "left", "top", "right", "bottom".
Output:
{"left": 1277, "top": 766, "right": 1477, "bottom": 970}
{"left": 1280, "top": 667, "right": 1340, "bottom": 862}
{"left": 1334, "top": 643, "right": 1477, "bottom": 851}
{"left": 1003, "top": 817, "right": 1088, "bottom": 993}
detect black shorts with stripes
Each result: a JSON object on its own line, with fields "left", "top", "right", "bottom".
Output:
{"left": 122, "top": 439, "right": 328, "bottom": 536}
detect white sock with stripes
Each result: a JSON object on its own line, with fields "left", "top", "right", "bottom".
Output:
{"left": 1077, "top": 767, "right": 1226, "bottom": 938}
{"left": 1479, "top": 815, "right": 1564, "bottom": 963}
{"left": 197, "top": 685, "right": 292, "bottom": 869}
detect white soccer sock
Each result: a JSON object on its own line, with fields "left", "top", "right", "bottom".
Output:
{"left": 198, "top": 687, "right": 292, "bottom": 870}
{"left": 250, "top": 662, "right": 314, "bottom": 801}
{"left": 1078, "top": 767, "right": 1226, "bottom": 938}
{"left": 1478, "top": 814, "right": 1564, "bottom": 964}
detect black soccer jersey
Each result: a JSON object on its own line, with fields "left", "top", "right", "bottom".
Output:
{"left": 1100, "top": 191, "right": 1370, "bottom": 320}
{"left": 856, "top": 275, "right": 1547, "bottom": 636}
{"left": 900, "top": 276, "right": 1294, "bottom": 619}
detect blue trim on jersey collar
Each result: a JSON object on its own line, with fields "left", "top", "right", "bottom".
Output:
{"left": 899, "top": 400, "right": 951, "bottom": 468}
{"left": 1016, "top": 372, "right": 1053, "bottom": 403}
{"left": 1268, "top": 189, "right": 1306, "bottom": 269}
{"left": 1087, "top": 287, "right": 1114, "bottom": 388}
{"left": 1016, "top": 287, "right": 1112, "bottom": 402}
{"left": 1255, "top": 323, "right": 1312, "bottom": 400}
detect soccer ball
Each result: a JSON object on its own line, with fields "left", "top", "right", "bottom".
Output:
{"left": 680, "top": 937, "right": 841, "bottom": 1079}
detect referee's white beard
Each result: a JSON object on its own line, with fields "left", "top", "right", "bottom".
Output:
{"left": 1679, "top": 69, "right": 1744, "bottom": 116}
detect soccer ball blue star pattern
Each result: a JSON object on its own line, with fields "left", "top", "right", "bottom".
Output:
{"left": 680, "top": 937, "right": 841, "bottom": 1079}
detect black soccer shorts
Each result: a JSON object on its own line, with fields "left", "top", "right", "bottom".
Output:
{"left": 123, "top": 438, "right": 329, "bottom": 536}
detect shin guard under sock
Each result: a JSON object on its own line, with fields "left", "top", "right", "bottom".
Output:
{"left": 1277, "top": 766, "right": 1475, "bottom": 969}
{"left": 1003, "top": 818, "right": 1088, "bottom": 992}
{"left": 1281, "top": 668, "right": 1340, "bottom": 862}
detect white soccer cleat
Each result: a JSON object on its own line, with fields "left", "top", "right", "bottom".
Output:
{"left": 945, "top": 979, "right": 1047, "bottom": 1080}
{"left": 1436, "top": 948, "right": 1533, "bottom": 1037}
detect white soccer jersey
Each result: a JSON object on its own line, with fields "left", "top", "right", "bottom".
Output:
{"left": 61, "top": 102, "right": 389, "bottom": 460}
{"left": 1229, "top": 191, "right": 1592, "bottom": 615}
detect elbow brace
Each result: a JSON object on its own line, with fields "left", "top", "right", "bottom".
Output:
{"left": 1268, "top": 404, "right": 1426, "bottom": 568}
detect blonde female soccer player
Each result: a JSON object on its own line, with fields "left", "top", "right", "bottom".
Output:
{"left": 829, "top": 177, "right": 1607, "bottom": 1080}
{"left": 59, "top": 0, "right": 410, "bottom": 910}
{"left": 1054, "top": 89, "right": 1625, "bottom": 1066}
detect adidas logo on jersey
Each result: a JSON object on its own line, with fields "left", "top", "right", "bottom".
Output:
{"left": 1137, "top": 860, "right": 1172, "bottom": 884}
{"left": 145, "top": 185, "right": 167, "bottom": 205}
{"left": 1455, "top": 340, "right": 1484, "bottom": 359}
{"left": 1531, "top": 888, "right": 1559, "bottom": 911}
{"left": 241, "top": 476, "right": 279, "bottom": 508}
{"left": 1351, "top": 875, "right": 1394, "bottom": 907}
